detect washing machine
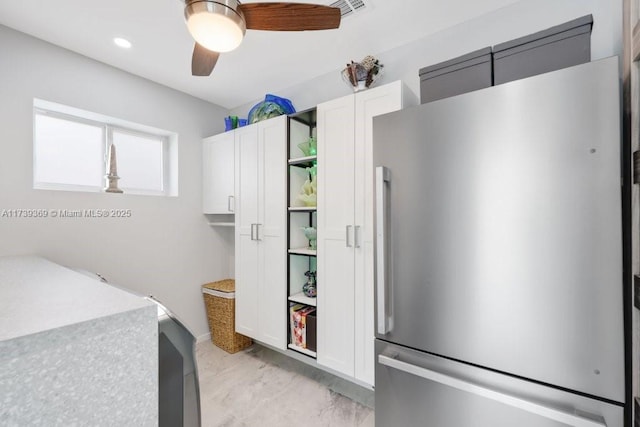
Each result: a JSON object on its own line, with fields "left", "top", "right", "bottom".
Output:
{"left": 75, "top": 270, "right": 201, "bottom": 427}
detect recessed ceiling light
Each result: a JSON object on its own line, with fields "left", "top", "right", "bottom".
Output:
{"left": 113, "top": 37, "right": 132, "bottom": 49}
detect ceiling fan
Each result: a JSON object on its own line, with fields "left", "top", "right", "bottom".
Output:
{"left": 184, "top": 1, "right": 342, "bottom": 76}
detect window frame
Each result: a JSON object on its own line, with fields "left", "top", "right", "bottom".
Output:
{"left": 33, "top": 100, "right": 177, "bottom": 197}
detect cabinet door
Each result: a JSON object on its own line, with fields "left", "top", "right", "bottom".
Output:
{"left": 202, "top": 132, "right": 235, "bottom": 214}
{"left": 257, "top": 116, "right": 287, "bottom": 349}
{"left": 354, "top": 82, "right": 404, "bottom": 385}
{"left": 235, "top": 125, "right": 260, "bottom": 338}
{"left": 317, "top": 94, "right": 356, "bottom": 376}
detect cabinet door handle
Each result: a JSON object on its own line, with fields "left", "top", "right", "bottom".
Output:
{"left": 378, "top": 355, "right": 607, "bottom": 427}
{"left": 346, "top": 225, "right": 353, "bottom": 247}
{"left": 256, "top": 224, "right": 262, "bottom": 241}
{"left": 228, "top": 195, "right": 234, "bottom": 213}
{"left": 354, "top": 225, "right": 361, "bottom": 248}
{"left": 250, "top": 223, "right": 256, "bottom": 241}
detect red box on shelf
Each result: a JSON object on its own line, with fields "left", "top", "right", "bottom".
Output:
{"left": 290, "top": 304, "right": 316, "bottom": 349}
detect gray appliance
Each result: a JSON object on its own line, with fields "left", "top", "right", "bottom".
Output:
{"left": 74, "top": 270, "right": 201, "bottom": 427}
{"left": 148, "top": 296, "right": 201, "bottom": 427}
{"left": 373, "top": 57, "right": 625, "bottom": 426}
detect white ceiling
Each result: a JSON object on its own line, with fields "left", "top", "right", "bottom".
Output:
{"left": 0, "top": 0, "right": 521, "bottom": 109}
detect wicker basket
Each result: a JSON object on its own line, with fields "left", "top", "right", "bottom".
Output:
{"left": 202, "top": 279, "right": 252, "bottom": 354}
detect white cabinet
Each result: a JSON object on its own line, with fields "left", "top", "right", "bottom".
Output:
{"left": 234, "top": 116, "right": 287, "bottom": 350}
{"left": 317, "top": 81, "right": 406, "bottom": 384}
{"left": 202, "top": 132, "right": 235, "bottom": 214}
{"left": 316, "top": 94, "right": 356, "bottom": 376}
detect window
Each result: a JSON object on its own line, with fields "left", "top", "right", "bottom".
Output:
{"left": 33, "top": 99, "right": 177, "bottom": 196}
{"left": 111, "top": 128, "right": 166, "bottom": 194}
{"left": 34, "top": 114, "right": 104, "bottom": 190}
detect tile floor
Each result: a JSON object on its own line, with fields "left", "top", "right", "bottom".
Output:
{"left": 197, "top": 340, "right": 375, "bottom": 427}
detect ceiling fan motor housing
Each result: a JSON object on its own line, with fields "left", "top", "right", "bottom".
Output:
{"left": 187, "top": 0, "right": 341, "bottom": 76}
{"left": 185, "top": 0, "right": 247, "bottom": 52}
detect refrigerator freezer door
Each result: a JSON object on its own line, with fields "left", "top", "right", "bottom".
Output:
{"left": 372, "top": 58, "right": 623, "bottom": 402}
{"left": 375, "top": 340, "right": 623, "bottom": 427}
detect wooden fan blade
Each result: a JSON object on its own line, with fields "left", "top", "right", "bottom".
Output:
{"left": 239, "top": 3, "right": 341, "bottom": 31}
{"left": 192, "top": 43, "right": 220, "bottom": 76}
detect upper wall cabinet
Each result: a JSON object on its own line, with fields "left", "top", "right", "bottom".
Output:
{"left": 234, "top": 116, "right": 288, "bottom": 350}
{"left": 316, "top": 80, "right": 406, "bottom": 385}
{"left": 203, "top": 132, "right": 235, "bottom": 215}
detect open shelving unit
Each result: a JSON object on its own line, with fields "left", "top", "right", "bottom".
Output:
{"left": 287, "top": 108, "right": 318, "bottom": 359}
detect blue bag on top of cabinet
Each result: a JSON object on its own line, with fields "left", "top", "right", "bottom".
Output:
{"left": 247, "top": 94, "right": 296, "bottom": 124}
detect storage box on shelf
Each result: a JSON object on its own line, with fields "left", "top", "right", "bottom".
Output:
{"left": 418, "top": 15, "right": 594, "bottom": 104}
{"left": 287, "top": 108, "right": 318, "bottom": 359}
{"left": 493, "top": 14, "right": 593, "bottom": 85}
{"left": 419, "top": 47, "right": 493, "bottom": 104}
{"left": 289, "top": 303, "right": 317, "bottom": 357}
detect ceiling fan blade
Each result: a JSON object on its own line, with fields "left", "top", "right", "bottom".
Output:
{"left": 192, "top": 43, "right": 220, "bottom": 76}
{"left": 239, "top": 3, "right": 341, "bottom": 31}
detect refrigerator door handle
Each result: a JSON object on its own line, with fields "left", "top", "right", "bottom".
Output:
{"left": 376, "top": 166, "right": 391, "bottom": 335}
{"left": 378, "top": 355, "right": 607, "bottom": 427}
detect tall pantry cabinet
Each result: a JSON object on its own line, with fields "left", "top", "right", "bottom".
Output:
{"left": 234, "top": 115, "right": 287, "bottom": 350}
{"left": 202, "top": 81, "right": 408, "bottom": 387}
{"left": 316, "top": 81, "right": 406, "bottom": 386}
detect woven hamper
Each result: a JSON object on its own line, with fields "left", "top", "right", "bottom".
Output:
{"left": 202, "top": 279, "right": 252, "bottom": 353}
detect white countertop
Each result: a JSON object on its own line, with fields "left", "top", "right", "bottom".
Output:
{"left": 0, "top": 255, "right": 153, "bottom": 342}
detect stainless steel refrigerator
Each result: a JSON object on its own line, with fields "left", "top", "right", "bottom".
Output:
{"left": 373, "top": 57, "right": 624, "bottom": 426}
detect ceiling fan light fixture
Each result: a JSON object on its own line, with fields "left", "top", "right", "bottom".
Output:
{"left": 185, "top": 0, "right": 246, "bottom": 53}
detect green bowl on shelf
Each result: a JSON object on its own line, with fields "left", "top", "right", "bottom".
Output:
{"left": 297, "top": 137, "right": 317, "bottom": 157}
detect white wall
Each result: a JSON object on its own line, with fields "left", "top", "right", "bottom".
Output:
{"left": 0, "top": 24, "right": 232, "bottom": 338}
{"left": 230, "top": 0, "right": 622, "bottom": 116}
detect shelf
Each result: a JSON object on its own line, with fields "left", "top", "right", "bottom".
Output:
{"left": 288, "top": 248, "right": 317, "bottom": 256}
{"left": 288, "top": 292, "right": 317, "bottom": 307}
{"left": 288, "top": 155, "right": 317, "bottom": 167}
{"left": 204, "top": 213, "right": 234, "bottom": 227}
{"left": 288, "top": 207, "right": 316, "bottom": 212}
{"left": 288, "top": 344, "right": 317, "bottom": 358}
{"left": 289, "top": 108, "right": 317, "bottom": 127}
